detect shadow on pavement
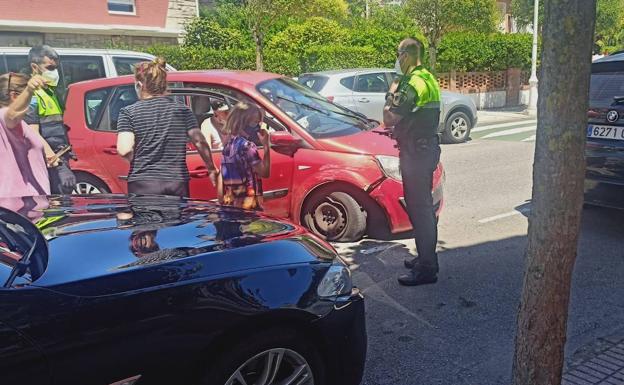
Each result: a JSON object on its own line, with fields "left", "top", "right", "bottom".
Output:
{"left": 346, "top": 206, "right": 624, "bottom": 385}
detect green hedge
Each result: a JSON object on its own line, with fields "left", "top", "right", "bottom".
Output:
{"left": 145, "top": 32, "right": 534, "bottom": 77}
{"left": 437, "top": 32, "right": 533, "bottom": 72}
{"left": 145, "top": 44, "right": 382, "bottom": 76}
{"left": 302, "top": 45, "right": 380, "bottom": 73}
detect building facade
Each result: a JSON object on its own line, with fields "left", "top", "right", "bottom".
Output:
{"left": 0, "top": 0, "right": 198, "bottom": 48}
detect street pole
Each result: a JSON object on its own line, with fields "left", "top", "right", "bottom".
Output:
{"left": 527, "top": 0, "right": 539, "bottom": 115}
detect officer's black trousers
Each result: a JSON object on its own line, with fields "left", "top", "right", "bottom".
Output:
{"left": 398, "top": 135, "right": 441, "bottom": 272}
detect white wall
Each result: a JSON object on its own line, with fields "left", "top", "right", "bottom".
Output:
{"left": 467, "top": 91, "right": 507, "bottom": 109}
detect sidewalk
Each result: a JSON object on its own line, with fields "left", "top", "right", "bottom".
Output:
{"left": 563, "top": 330, "right": 624, "bottom": 385}
{"left": 476, "top": 106, "right": 533, "bottom": 126}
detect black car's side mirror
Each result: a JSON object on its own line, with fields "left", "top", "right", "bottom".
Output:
{"left": 270, "top": 131, "right": 302, "bottom": 156}
{"left": 0, "top": 208, "right": 48, "bottom": 287}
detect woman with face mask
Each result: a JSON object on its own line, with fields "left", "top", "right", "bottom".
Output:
{"left": 116, "top": 58, "right": 218, "bottom": 197}
{"left": 0, "top": 72, "right": 51, "bottom": 198}
{"left": 218, "top": 102, "right": 271, "bottom": 211}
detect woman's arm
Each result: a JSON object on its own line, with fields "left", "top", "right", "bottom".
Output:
{"left": 5, "top": 76, "right": 47, "bottom": 128}
{"left": 252, "top": 128, "right": 271, "bottom": 178}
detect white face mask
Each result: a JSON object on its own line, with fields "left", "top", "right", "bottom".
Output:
{"left": 394, "top": 59, "right": 403, "bottom": 76}
{"left": 41, "top": 69, "right": 59, "bottom": 87}
{"left": 134, "top": 82, "right": 142, "bottom": 97}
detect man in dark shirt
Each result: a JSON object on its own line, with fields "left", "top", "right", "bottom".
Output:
{"left": 384, "top": 38, "right": 442, "bottom": 286}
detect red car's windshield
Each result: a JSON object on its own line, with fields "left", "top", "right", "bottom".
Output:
{"left": 257, "top": 78, "right": 377, "bottom": 139}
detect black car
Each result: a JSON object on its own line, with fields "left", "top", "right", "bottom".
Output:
{"left": 0, "top": 195, "right": 366, "bottom": 385}
{"left": 585, "top": 54, "right": 624, "bottom": 208}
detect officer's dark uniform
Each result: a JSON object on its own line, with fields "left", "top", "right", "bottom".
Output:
{"left": 385, "top": 65, "right": 442, "bottom": 274}
{"left": 25, "top": 87, "right": 75, "bottom": 194}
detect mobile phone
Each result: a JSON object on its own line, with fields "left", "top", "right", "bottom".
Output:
{"left": 47, "top": 145, "right": 72, "bottom": 166}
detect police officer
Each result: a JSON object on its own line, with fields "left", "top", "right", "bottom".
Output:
{"left": 25, "top": 45, "right": 76, "bottom": 194}
{"left": 383, "top": 38, "right": 442, "bottom": 286}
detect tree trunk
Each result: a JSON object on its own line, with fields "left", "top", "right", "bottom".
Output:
{"left": 253, "top": 26, "right": 264, "bottom": 72}
{"left": 511, "top": 1, "right": 597, "bottom": 385}
{"left": 429, "top": 43, "right": 437, "bottom": 72}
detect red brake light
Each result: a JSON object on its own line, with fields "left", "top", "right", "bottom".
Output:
{"left": 327, "top": 96, "right": 335, "bottom": 102}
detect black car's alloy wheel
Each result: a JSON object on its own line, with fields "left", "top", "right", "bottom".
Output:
{"left": 225, "top": 348, "right": 314, "bottom": 385}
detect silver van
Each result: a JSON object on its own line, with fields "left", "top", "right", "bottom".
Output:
{"left": 0, "top": 47, "right": 171, "bottom": 100}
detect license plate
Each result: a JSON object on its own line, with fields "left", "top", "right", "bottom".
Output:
{"left": 587, "top": 125, "right": 624, "bottom": 140}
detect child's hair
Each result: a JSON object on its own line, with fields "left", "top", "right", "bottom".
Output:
{"left": 223, "top": 102, "right": 263, "bottom": 136}
{"left": 0, "top": 72, "right": 29, "bottom": 107}
{"left": 134, "top": 57, "right": 168, "bottom": 96}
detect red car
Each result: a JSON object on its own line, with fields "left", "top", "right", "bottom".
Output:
{"left": 64, "top": 71, "right": 444, "bottom": 242}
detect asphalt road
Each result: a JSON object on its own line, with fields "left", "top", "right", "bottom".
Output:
{"left": 334, "top": 121, "right": 624, "bottom": 385}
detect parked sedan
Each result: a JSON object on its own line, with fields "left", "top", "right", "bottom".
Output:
{"left": 585, "top": 54, "right": 624, "bottom": 208}
{"left": 65, "top": 71, "right": 445, "bottom": 242}
{"left": 297, "top": 69, "right": 478, "bottom": 144}
{"left": 0, "top": 194, "right": 366, "bottom": 385}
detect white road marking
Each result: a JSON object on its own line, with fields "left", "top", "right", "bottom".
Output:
{"left": 473, "top": 119, "right": 537, "bottom": 133}
{"left": 478, "top": 207, "right": 531, "bottom": 223}
{"left": 481, "top": 125, "right": 537, "bottom": 139}
{"left": 522, "top": 135, "right": 536, "bottom": 142}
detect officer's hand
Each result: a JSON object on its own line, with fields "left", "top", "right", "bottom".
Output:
{"left": 57, "top": 164, "right": 77, "bottom": 190}
{"left": 389, "top": 79, "right": 400, "bottom": 93}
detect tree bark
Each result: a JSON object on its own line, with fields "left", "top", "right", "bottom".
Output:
{"left": 429, "top": 42, "right": 437, "bottom": 72}
{"left": 511, "top": 1, "right": 597, "bottom": 385}
{"left": 253, "top": 26, "right": 264, "bottom": 72}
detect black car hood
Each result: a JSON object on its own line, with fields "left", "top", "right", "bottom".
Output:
{"left": 0, "top": 195, "right": 336, "bottom": 295}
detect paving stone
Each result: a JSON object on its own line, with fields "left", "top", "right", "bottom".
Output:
{"left": 591, "top": 359, "right": 621, "bottom": 371}
{"left": 569, "top": 370, "right": 602, "bottom": 384}
{"left": 586, "top": 362, "right": 617, "bottom": 376}
{"left": 603, "top": 377, "right": 624, "bottom": 385}
{"left": 577, "top": 366, "right": 610, "bottom": 380}
{"left": 563, "top": 373, "right": 598, "bottom": 385}
{"left": 599, "top": 355, "right": 624, "bottom": 367}
{"left": 606, "top": 351, "right": 624, "bottom": 361}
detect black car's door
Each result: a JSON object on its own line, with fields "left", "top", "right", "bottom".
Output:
{"left": 0, "top": 295, "right": 51, "bottom": 385}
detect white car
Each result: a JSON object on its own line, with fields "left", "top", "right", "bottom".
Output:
{"left": 0, "top": 47, "right": 174, "bottom": 101}
{"left": 298, "top": 68, "right": 478, "bottom": 143}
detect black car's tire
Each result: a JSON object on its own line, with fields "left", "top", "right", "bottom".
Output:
{"left": 72, "top": 173, "right": 110, "bottom": 194}
{"left": 442, "top": 111, "right": 472, "bottom": 144}
{"left": 302, "top": 191, "right": 367, "bottom": 242}
{"left": 201, "top": 328, "right": 325, "bottom": 385}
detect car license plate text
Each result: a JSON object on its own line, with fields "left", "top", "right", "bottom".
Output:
{"left": 587, "top": 125, "right": 624, "bottom": 140}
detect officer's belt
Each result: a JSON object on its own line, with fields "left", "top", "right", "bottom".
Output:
{"left": 411, "top": 101, "right": 442, "bottom": 113}
{"left": 39, "top": 114, "right": 63, "bottom": 124}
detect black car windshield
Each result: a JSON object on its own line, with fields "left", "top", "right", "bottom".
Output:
{"left": 257, "top": 78, "right": 374, "bottom": 139}
{"left": 590, "top": 70, "right": 624, "bottom": 108}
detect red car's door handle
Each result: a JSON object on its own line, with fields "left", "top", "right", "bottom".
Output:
{"left": 189, "top": 168, "right": 209, "bottom": 178}
{"left": 103, "top": 147, "right": 118, "bottom": 155}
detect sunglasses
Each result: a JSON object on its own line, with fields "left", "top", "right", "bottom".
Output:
{"left": 6, "top": 72, "right": 18, "bottom": 97}
{"left": 396, "top": 49, "right": 408, "bottom": 58}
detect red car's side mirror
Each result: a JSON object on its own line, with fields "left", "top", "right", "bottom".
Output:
{"left": 270, "top": 131, "right": 302, "bottom": 156}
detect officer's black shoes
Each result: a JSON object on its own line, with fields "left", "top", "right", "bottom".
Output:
{"left": 404, "top": 257, "right": 418, "bottom": 269}
{"left": 398, "top": 269, "right": 438, "bottom": 286}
